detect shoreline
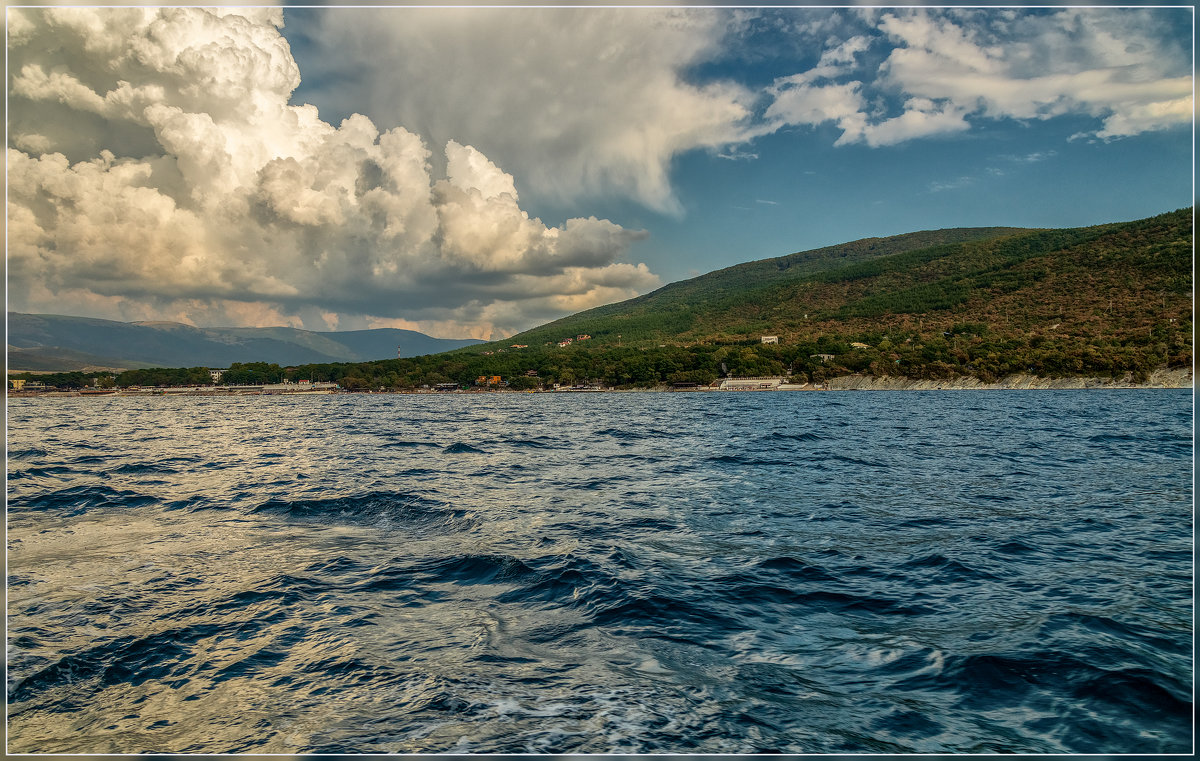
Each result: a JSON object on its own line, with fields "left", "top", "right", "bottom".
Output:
{"left": 7, "top": 368, "right": 1192, "bottom": 397}
{"left": 821, "top": 367, "right": 1193, "bottom": 391}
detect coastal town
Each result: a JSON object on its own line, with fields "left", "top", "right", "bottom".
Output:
{"left": 6, "top": 374, "right": 829, "bottom": 397}
{"left": 7, "top": 332, "right": 839, "bottom": 396}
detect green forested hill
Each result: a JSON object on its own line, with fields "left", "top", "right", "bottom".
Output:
{"left": 449, "top": 208, "right": 1187, "bottom": 385}
{"left": 492, "top": 212, "right": 1190, "bottom": 356}
{"left": 24, "top": 209, "right": 1188, "bottom": 390}
{"left": 380, "top": 208, "right": 1183, "bottom": 386}
{"left": 501, "top": 226, "right": 1030, "bottom": 347}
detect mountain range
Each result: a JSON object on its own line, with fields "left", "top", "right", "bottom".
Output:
{"left": 486, "top": 210, "right": 1191, "bottom": 356}
{"left": 6, "top": 314, "right": 483, "bottom": 371}
{"left": 381, "top": 207, "right": 1188, "bottom": 387}
{"left": 8, "top": 208, "right": 1191, "bottom": 386}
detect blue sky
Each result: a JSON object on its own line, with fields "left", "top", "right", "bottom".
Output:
{"left": 7, "top": 5, "right": 1194, "bottom": 338}
{"left": 647, "top": 113, "right": 1192, "bottom": 280}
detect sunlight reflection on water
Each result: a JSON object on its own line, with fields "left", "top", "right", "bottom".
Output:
{"left": 6, "top": 392, "right": 1192, "bottom": 753}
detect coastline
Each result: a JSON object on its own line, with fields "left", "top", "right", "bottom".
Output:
{"left": 822, "top": 367, "right": 1193, "bottom": 391}
{"left": 7, "top": 367, "right": 1192, "bottom": 397}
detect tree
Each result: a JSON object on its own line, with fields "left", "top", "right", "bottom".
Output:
{"left": 507, "top": 376, "right": 540, "bottom": 391}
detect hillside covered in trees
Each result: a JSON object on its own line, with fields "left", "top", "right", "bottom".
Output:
{"left": 18, "top": 209, "right": 1190, "bottom": 390}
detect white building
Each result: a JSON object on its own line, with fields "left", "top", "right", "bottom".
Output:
{"left": 720, "top": 376, "right": 784, "bottom": 391}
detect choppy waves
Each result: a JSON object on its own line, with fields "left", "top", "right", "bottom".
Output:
{"left": 6, "top": 391, "right": 1193, "bottom": 753}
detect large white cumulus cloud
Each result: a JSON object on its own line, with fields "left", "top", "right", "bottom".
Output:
{"left": 7, "top": 7, "right": 657, "bottom": 338}
{"left": 295, "top": 7, "right": 765, "bottom": 215}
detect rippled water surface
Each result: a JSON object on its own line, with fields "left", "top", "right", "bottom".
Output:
{"left": 7, "top": 391, "right": 1192, "bottom": 753}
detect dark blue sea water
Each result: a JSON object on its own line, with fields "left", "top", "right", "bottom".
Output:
{"left": 6, "top": 391, "right": 1193, "bottom": 753}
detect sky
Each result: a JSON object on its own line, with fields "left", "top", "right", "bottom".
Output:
{"left": 6, "top": 4, "right": 1194, "bottom": 340}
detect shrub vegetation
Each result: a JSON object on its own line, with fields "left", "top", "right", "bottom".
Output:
{"left": 14, "top": 209, "right": 1186, "bottom": 390}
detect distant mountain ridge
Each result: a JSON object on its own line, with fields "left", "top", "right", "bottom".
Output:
{"left": 10, "top": 210, "right": 1190, "bottom": 385}
{"left": 6, "top": 313, "right": 483, "bottom": 371}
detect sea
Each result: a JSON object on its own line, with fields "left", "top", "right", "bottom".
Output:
{"left": 6, "top": 390, "right": 1193, "bottom": 754}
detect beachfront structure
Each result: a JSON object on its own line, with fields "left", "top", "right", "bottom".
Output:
{"left": 720, "top": 376, "right": 784, "bottom": 391}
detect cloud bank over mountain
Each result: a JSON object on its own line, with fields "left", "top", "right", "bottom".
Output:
{"left": 7, "top": 7, "right": 1190, "bottom": 338}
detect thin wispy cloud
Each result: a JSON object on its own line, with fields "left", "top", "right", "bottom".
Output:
{"left": 717, "top": 149, "right": 760, "bottom": 161}
{"left": 999, "top": 150, "right": 1059, "bottom": 164}
{"left": 929, "top": 176, "right": 975, "bottom": 193}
